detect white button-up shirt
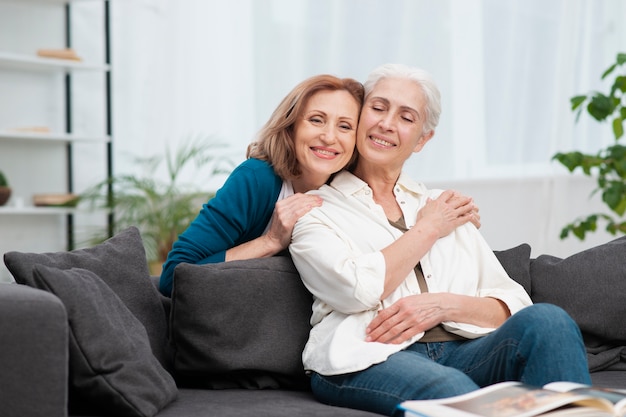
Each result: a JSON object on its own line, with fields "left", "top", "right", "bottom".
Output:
{"left": 289, "top": 171, "right": 532, "bottom": 376}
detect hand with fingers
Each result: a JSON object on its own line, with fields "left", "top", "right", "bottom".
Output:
{"left": 366, "top": 293, "right": 446, "bottom": 344}
{"left": 446, "top": 191, "right": 481, "bottom": 229}
{"left": 265, "top": 193, "right": 323, "bottom": 251}
{"left": 416, "top": 190, "right": 477, "bottom": 239}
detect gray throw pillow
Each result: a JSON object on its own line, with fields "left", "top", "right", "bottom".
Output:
{"left": 31, "top": 265, "right": 177, "bottom": 417}
{"left": 530, "top": 235, "right": 626, "bottom": 342}
{"left": 170, "top": 256, "right": 312, "bottom": 389}
{"left": 3, "top": 226, "right": 171, "bottom": 370}
{"left": 493, "top": 243, "right": 532, "bottom": 294}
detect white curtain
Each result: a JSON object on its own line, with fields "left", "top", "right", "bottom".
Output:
{"left": 106, "top": 0, "right": 626, "bottom": 256}
{"left": 110, "top": 0, "right": 625, "bottom": 182}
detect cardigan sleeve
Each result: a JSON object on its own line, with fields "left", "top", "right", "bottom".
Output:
{"left": 159, "top": 159, "right": 282, "bottom": 296}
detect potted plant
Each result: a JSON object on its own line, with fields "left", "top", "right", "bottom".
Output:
{"left": 80, "top": 136, "right": 234, "bottom": 272}
{"left": 0, "top": 170, "right": 11, "bottom": 206}
{"left": 552, "top": 52, "right": 626, "bottom": 240}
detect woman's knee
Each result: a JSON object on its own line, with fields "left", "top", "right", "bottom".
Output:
{"left": 510, "top": 303, "right": 583, "bottom": 343}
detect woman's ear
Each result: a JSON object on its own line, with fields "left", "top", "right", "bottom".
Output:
{"left": 413, "top": 130, "right": 435, "bottom": 153}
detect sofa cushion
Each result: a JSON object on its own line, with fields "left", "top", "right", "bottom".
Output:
{"left": 3, "top": 226, "right": 171, "bottom": 370}
{"left": 494, "top": 243, "right": 532, "bottom": 294}
{"left": 170, "top": 256, "right": 311, "bottom": 389}
{"left": 30, "top": 264, "right": 177, "bottom": 417}
{"left": 530, "top": 236, "right": 626, "bottom": 341}
{"left": 530, "top": 236, "right": 626, "bottom": 372}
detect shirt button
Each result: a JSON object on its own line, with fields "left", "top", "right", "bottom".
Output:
{"left": 426, "top": 274, "right": 432, "bottom": 279}
{"left": 400, "top": 201, "right": 405, "bottom": 204}
{"left": 365, "top": 190, "right": 371, "bottom": 195}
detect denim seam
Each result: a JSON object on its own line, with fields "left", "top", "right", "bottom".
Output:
{"left": 462, "top": 338, "right": 523, "bottom": 375}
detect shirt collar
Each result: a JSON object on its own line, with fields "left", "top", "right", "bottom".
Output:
{"left": 330, "top": 170, "right": 428, "bottom": 197}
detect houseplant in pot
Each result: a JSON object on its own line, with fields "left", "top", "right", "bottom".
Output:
{"left": 80, "top": 136, "right": 234, "bottom": 272}
{"left": 553, "top": 52, "right": 626, "bottom": 240}
{"left": 0, "top": 170, "right": 11, "bottom": 206}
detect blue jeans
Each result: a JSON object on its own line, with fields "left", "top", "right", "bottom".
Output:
{"left": 310, "top": 303, "right": 591, "bottom": 416}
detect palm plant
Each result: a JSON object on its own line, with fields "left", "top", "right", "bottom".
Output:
{"left": 80, "top": 136, "right": 234, "bottom": 264}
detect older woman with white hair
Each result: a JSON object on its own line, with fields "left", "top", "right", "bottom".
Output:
{"left": 289, "top": 63, "right": 591, "bottom": 417}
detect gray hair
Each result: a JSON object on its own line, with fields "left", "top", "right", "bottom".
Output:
{"left": 363, "top": 63, "right": 442, "bottom": 135}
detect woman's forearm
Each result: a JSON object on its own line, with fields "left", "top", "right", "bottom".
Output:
{"left": 225, "top": 234, "right": 284, "bottom": 262}
{"left": 443, "top": 293, "right": 511, "bottom": 328}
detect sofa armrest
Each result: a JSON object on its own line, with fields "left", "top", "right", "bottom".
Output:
{"left": 0, "top": 283, "right": 68, "bottom": 417}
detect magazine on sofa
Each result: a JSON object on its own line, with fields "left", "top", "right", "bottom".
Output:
{"left": 398, "top": 381, "right": 626, "bottom": 417}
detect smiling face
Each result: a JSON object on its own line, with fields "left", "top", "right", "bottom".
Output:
{"left": 292, "top": 89, "right": 360, "bottom": 188}
{"left": 356, "top": 77, "right": 434, "bottom": 172}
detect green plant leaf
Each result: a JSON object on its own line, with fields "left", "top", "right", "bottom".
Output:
{"left": 552, "top": 151, "right": 583, "bottom": 172}
{"left": 602, "top": 63, "right": 618, "bottom": 79}
{"left": 570, "top": 95, "right": 587, "bottom": 110}
{"left": 587, "top": 93, "right": 613, "bottom": 121}
{"left": 612, "top": 75, "right": 626, "bottom": 95}
{"left": 613, "top": 116, "right": 624, "bottom": 140}
{"left": 617, "top": 52, "right": 626, "bottom": 65}
{"left": 602, "top": 181, "right": 626, "bottom": 214}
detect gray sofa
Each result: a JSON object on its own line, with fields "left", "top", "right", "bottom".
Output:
{"left": 1, "top": 226, "right": 625, "bottom": 417}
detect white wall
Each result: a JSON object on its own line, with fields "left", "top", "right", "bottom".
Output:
{"left": 429, "top": 175, "right": 615, "bottom": 258}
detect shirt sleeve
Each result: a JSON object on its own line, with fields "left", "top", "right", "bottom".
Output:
{"left": 422, "top": 222, "right": 533, "bottom": 337}
{"left": 290, "top": 207, "right": 388, "bottom": 315}
{"left": 159, "top": 159, "right": 281, "bottom": 296}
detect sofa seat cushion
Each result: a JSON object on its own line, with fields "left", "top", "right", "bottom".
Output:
{"left": 31, "top": 265, "right": 177, "bottom": 417}
{"left": 170, "top": 256, "right": 312, "bottom": 389}
{"left": 3, "top": 226, "right": 171, "bottom": 370}
{"left": 152, "top": 388, "right": 383, "bottom": 417}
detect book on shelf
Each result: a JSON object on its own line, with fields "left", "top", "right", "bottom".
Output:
{"left": 398, "top": 381, "right": 626, "bottom": 417}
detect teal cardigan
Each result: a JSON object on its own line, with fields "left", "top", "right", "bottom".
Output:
{"left": 159, "top": 158, "right": 282, "bottom": 296}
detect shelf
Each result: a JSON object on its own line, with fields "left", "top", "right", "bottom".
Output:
{"left": 0, "top": 51, "right": 109, "bottom": 72}
{"left": 0, "top": 206, "right": 76, "bottom": 215}
{"left": 0, "top": 0, "right": 95, "bottom": 6}
{"left": 0, "top": 131, "right": 110, "bottom": 144}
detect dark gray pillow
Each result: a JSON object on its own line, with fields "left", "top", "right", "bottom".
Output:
{"left": 31, "top": 265, "right": 177, "bottom": 417}
{"left": 170, "top": 256, "right": 312, "bottom": 389}
{"left": 493, "top": 243, "right": 532, "bottom": 294}
{"left": 530, "top": 235, "right": 626, "bottom": 342}
{"left": 3, "top": 226, "right": 171, "bottom": 369}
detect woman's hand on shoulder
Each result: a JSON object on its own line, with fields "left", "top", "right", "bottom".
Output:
{"left": 416, "top": 190, "right": 477, "bottom": 238}
{"left": 225, "top": 193, "right": 322, "bottom": 261}
{"left": 265, "top": 193, "right": 323, "bottom": 251}
{"left": 446, "top": 191, "right": 481, "bottom": 229}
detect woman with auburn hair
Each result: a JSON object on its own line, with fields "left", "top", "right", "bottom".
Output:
{"left": 159, "top": 74, "right": 365, "bottom": 296}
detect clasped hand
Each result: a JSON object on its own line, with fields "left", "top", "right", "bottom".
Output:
{"left": 365, "top": 293, "right": 450, "bottom": 344}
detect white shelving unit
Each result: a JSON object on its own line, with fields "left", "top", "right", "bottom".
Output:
{"left": 0, "top": 0, "right": 111, "bottom": 281}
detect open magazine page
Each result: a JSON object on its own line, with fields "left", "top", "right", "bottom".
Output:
{"left": 398, "top": 381, "right": 617, "bottom": 417}
{"left": 544, "top": 382, "right": 626, "bottom": 415}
